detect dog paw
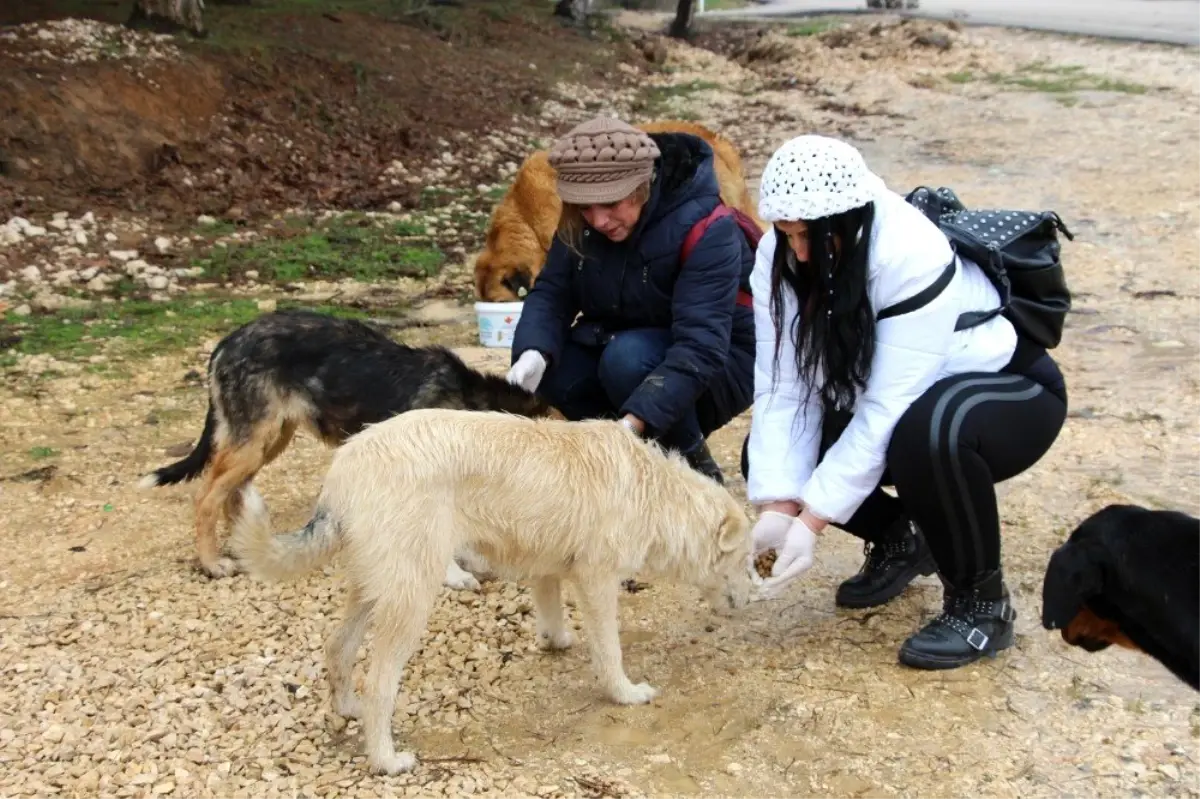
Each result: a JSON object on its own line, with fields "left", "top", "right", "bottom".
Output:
{"left": 369, "top": 751, "right": 417, "bottom": 775}
{"left": 333, "top": 694, "right": 363, "bottom": 720}
{"left": 610, "top": 681, "right": 659, "bottom": 705}
{"left": 201, "top": 557, "right": 240, "bottom": 579}
{"left": 444, "top": 571, "right": 481, "bottom": 592}
{"left": 443, "top": 561, "right": 482, "bottom": 592}
{"left": 537, "top": 628, "right": 575, "bottom": 651}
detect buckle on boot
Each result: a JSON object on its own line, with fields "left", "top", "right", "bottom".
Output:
{"left": 998, "top": 601, "right": 1017, "bottom": 623}
{"left": 966, "top": 628, "right": 989, "bottom": 651}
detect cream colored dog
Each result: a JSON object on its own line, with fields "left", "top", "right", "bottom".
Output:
{"left": 231, "top": 408, "right": 756, "bottom": 776}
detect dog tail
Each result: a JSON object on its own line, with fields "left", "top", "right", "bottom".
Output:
{"left": 138, "top": 405, "right": 217, "bottom": 489}
{"left": 231, "top": 484, "right": 344, "bottom": 582}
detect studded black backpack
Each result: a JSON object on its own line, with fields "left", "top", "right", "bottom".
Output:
{"left": 903, "top": 186, "right": 1075, "bottom": 349}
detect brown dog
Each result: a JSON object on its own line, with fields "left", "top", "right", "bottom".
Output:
{"left": 474, "top": 120, "right": 767, "bottom": 303}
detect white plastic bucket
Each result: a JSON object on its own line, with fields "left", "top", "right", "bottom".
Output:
{"left": 474, "top": 301, "right": 524, "bottom": 348}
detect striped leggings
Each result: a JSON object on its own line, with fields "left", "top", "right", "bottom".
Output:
{"left": 742, "top": 353, "right": 1068, "bottom": 587}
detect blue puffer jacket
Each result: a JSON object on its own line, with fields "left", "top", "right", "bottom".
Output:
{"left": 510, "top": 131, "right": 757, "bottom": 436}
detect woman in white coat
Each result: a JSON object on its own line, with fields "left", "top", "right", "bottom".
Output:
{"left": 743, "top": 135, "right": 1067, "bottom": 670}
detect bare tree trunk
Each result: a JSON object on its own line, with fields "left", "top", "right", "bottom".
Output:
{"left": 127, "top": 0, "right": 206, "bottom": 37}
{"left": 668, "top": 0, "right": 695, "bottom": 39}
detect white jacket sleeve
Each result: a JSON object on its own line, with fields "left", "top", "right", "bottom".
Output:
{"left": 745, "top": 228, "right": 824, "bottom": 506}
{"left": 800, "top": 226, "right": 958, "bottom": 524}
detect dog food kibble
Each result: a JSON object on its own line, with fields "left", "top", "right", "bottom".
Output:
{"left": 754, "top": 550, "right": 778, "bottom": 578}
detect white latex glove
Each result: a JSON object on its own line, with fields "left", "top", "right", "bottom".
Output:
{"left": 759, "top": 517, "right": 818, "bottom": 597}
{"left": 751, "top": 510, "right": 796, "bottom": 556}
{"left": 506, "top": 350, "right": 547, "bottom": 393}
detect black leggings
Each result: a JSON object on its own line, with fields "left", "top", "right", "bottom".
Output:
{"left": 741, "top": 351, "right": 1068, "bottom": 587}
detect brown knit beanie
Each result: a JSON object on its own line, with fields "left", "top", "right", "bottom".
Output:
{"left": 547, "top": 116, "right": 661, "bottom": 206}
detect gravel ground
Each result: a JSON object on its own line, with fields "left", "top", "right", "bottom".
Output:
{"left": 2, "top": 13, "right": 1199, "bottom": 799}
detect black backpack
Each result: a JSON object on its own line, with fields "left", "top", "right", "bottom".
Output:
{"left": 902, "top": 186, "right": 1075, "bottom": 349}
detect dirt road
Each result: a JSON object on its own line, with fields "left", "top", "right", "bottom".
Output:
{"left": 1, "top": 13, "right": 1198, "bottom": 799}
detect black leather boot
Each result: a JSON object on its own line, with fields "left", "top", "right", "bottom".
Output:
{"left": 835, "top": 518, "right": 935, "bottom": 608}
{"left": 683, "top": 440, "right": 725, "bottom": 485}
{"left": 898, "top": 570, "right": 1017, "bottom": 670}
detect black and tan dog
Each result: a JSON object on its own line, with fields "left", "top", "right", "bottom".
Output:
{"left": 1041, "top": 503, "right": 1199, "bottom": 690}
{"left": 138, "top": 309, "right": 564, "bottom": 578}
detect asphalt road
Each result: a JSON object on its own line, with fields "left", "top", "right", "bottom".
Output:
{"left": 700, "top": 0, "right": 1200, "bottom": 46}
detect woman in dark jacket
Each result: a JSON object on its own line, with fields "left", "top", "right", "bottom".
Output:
{"left": 505, "top": 116, "right": 756, "bottom": 483}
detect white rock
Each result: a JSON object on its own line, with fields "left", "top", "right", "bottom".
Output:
{"left": 256, "top": 299, "right": 277, "bottom": 313}
{"left": 154, "top": 236, "right": 171, "bottom": 253}
{"left": 104, "top": 232, "right": 118, "bottom": 243}
{"left": 24, "top": 225, "right": 47, "bottom": 237}
{"left": 52, "top": 211, "right": 69, "bottom": 220}
{"left": 647, "top": 753, "right": 672, "bottom": 764}
{"left": 124, "top": 259, "right": 149, "bottom": 275}
{"left": 108, "top": 249, "right": 138, "bottom": 262}
{"left": 86, "top": 276, "right": 109, "bottom": 292}
{"left": 81, "top": 211, "right": 96, "bottom": 226}
{"left": 146, "top": 275, "right": 169, "bottom": 290}
{"left": 74, "top": 231, "right": 89, "bottom": 246}
{"left": 244, "top": 269, "right": 259, "bottom": 280}
{"left": 13, "top": 304, "right": 31, "bottom": 316}
{"left": 19, "top": 265, "right": 41, "bottom": 282}
{"left": 79, "top": 266, "right": 99, "bottom": 281}
{"left": 197, "top": 214, "right": 218, "bottom": 226}
{"left": 8, "top": 216, "right": 30, "bottom": 231}
{"left": 48, "top": 218, "right": 69, "bottom": 230}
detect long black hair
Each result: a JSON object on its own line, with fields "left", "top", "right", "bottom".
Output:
{"left": 769, "top": 202, "right": 877, "bottom": 416}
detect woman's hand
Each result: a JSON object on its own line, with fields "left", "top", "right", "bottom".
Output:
{"left": 506, "top": 350, "right": 548, "bottom": 393}
{"left": 759, "top": 516, "right": 820, "bottom": 597}
{"left": 751, "top": 510, "right": 795, "bottom": 555}
{"left": 798, "top": 507, "right": 828, "bottom": 534}
{"left": 620, "top": 413, "right": 646, "bottom": 435}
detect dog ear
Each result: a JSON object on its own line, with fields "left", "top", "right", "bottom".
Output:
{"left": 717, "top": 510, "right": 747, "bottom": 554}
{"left": 1041, "top": 543, "right": 1104, "bottom": 631}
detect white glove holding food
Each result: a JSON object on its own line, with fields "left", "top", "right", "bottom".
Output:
{"left": 757, "top": 515, "right": 819, "bottom": 598}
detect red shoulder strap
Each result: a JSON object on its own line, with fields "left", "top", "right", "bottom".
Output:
{"left": 680, "top": 204, "right": 734, "bottom": 264}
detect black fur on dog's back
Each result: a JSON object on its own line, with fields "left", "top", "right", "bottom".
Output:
{"left": 1042, "top": 503, "right": 1200, "bottom": 690}
{"left": 141, "top": 309, "right": 560, "bottom": 487}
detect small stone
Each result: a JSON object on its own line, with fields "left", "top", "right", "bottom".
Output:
{"left": 244, "top": 270, "right": 259, "bottom": 280}
{"left": 154, "top": 237, "right": 172, "bottom": 253}
{"left": 197, "top": 214, "right": 217, "bottom": 226}
{"left": 20, "top": 265, "right": 41, "bottom": 282}
{"left": 647, "top": 753, "right": 671, "bottom": 764}
{"left": 25, "top": 225, "right": 47, "bottom": 237}
{"left": 109, "top": 249, "right": 138, "bottom": 262}
{"left": 256, "top": 299, "right": 277, "bottom": 313}
{"left": 725, "top": 762, "right": 743, "bottom": 774}
{"left": 145, "top": 275, "right": 169, "bottom": 291}
{"left": 49, "top": 218, "right": 69, "bottom": 230}
{"left": 13, "top": 303, "right": 31, "bottom": 316}
{"left": 42, "top": 725, "right": 65, "bottom": 743}
{"left": 74, "top": 231, "right": 89, "bottom": 246}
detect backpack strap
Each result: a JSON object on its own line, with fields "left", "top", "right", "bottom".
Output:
{"left": 681, "top": 205, "right": 735, "bottom": 265}
{"left": 876, "top": 256, "right": 957, "bottom": 322}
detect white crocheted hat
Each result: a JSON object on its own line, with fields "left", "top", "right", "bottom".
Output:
{"left": 757, "top": 135, "right": 888, "bottom": 222}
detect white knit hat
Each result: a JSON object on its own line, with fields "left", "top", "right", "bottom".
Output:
{"left": 757, "top": 135, "right": 888, "bottom": 222}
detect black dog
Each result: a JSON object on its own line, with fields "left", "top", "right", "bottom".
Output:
{"left": 137, "top": 309, "right": 564, "bottom": 578}
{"left": 1042, "top": 503, "right": 1199, "bottom": 690}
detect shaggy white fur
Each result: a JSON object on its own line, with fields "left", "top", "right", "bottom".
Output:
{"left": 230, "top": 408, "right": 756, "bottom": 776}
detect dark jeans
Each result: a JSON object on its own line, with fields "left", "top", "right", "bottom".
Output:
{"left": 538, "top": 327, "right": 749, "bottom": 454}
{"left": 741, "top": 351, "right": 1069, "bottom": 586}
